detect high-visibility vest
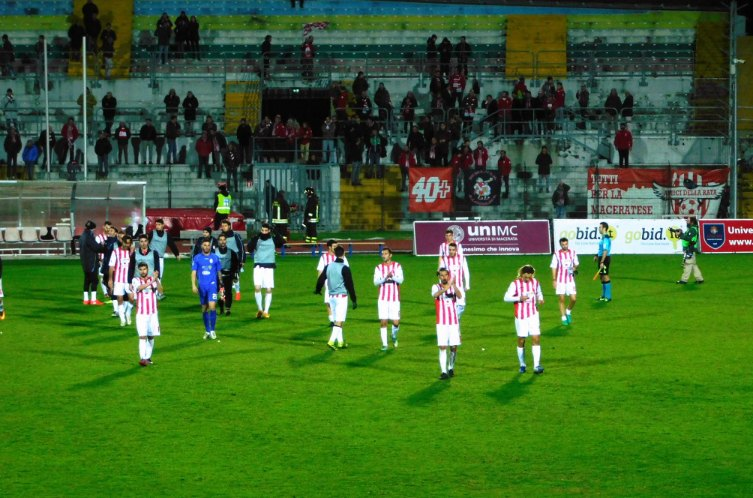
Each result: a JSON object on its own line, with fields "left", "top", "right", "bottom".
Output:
{"left": 216, "top": 193, "right": 232, "bottom": 214}
{"left": 272, "top": 201, "right": 288, "bottom": 224}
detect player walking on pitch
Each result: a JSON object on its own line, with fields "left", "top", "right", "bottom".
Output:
{"left": 503, "top": 265, "right": 544, "bottom": 374}
{"left": 108, "top": 234, "right": 135, "bottom": 326}
{"left": 439, "top": 242, "right": 470, "bottom": 322}
{"left": 132, "top": 262, "right": 163, "bottom": 366}
{"left": 317, "top": 239, "right": 349, "bottom": 325}
{"left": 316, "top": 246, "right": 357, "bottom": 350}
{"left": 246, "top": 223, "right": 285, "bottom": 319}
{"left": 433, "top": 268, "right": 463, "bottom": 379}
{"left": 374, "top": 247, "right": 403, "bottom": 350}
{"left": 191, "top": 238, "right": 223, "bottom": 339}
{"left": 550, "top": 237, "right": 579, "bottom": 325}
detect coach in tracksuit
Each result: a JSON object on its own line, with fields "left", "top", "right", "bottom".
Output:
{"left": 215, "top": 233, "right": 240, "bottom": 316}
{"left": 315, "top": 245, "right": 357, "bottom": 350}
{"left": 80, "top": 220, "right": 104, "bottom": 305}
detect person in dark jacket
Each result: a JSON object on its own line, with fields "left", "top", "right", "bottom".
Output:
{"left": 101, "top": 91, "right": 117, "bottom": 134}
{"left": 165, "top": 115, "right": 181, "bottom": 164}
{"left": 303, "top": 187, "right": 319, "bottom": 243}
{"left": 260, "top": 34, "right": 272, "bottom": 79}
{"left": 215, "top": 233, "right": 240, "bottom": 316}
{"left": 236, "top": 118, "right": 253, "bottom": 164}
{"left": 115, "top": 121, "right": 131, "bottom": 164}
{"left": 4, "top": 127, "right": 22, "bottom": 179}
{"left": 182, "top": 91, "right": 199, "bottom": 135}
{"left": 94, "top": 131, "right": 112, "bottom": 178}
{"left": 164, "top": 88, "right": 180, "bottom": 115}
{"left": 139, "top": 118, "right": 157, "bottom": 164}
{"left": 80, "top": 220, "right": 105, "bottom": 305}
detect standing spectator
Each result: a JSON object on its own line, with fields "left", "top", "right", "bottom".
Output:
{"left": 174, "top": 11, "right": 190, "bottom": 58}
{"left": 344, "top": 119, "right": 364, "bottom": 185}
{"left": 22, "top": 139, "right": 39, "bottom": 180}
{"left": 536, "top": 145, "right": 552, "bottom": 193}
{"left": 604, "top": 88, "right": 622, "bottom": 125}
{"left": 164, "top": 88, "right": 180, "bottom": 115}
{"left": 481, "top": 94, "right": 498, "bottom": 135}
{"left": 225, "top": 142, "right": 240, "bottom": 191}
{"left": 407, "top": 125, "right": 425, "bottom": 165}
{"left": 551, "top": 181, "right": 570, "bottom": 218}
{"left": 321, "top": 115, "right": 337, "bottom": 164}
{"left": 100, "top": 23, "right": 116, "bottom": 80}
{"left": 433, "top": 268, "right": 463, "bottom": 380}
{"left": 139, "top": 118, "right": 157, "bottom": 164}
{"left": 260, "top": 34, "right": 272, "bottom": 79}
{"left": 68, "top": 20, "right": 86, "bottom": 61}
{"left": 449, "top": 69, "right": 466, "bottom": 108}
{"left": 429, "top": 68, "right": 445, "bottom": 96}
{"left": 298, "top": 121, "right": 313, "bottom": 162}
{"left": 1, "top": 34, "right": 16, "bottom": 79}
{"left": 38, "top": 126, "right": 56, "bottom": 168}
{"left": 115, "top": 121, "right": 131, "bottom": 164}
{"left": 540, "top": 76, "right": 555, "bottom": 99}
{"left": 165, "top": 115, "right": 181, "bottom": 165}
{"left": 554, "top": 81, "right": 566, "bottom": 129}
{"left": 3, "top": 88, "right": 17, "bottom": 129}
{"left": 374, "top": 83, "right": 393, "bottom": 129}
{"left": 101, "top": 91, "right": 117, "bottom": 134}
{"left": 400, "top": 91, "right": 418, "bottom": 133}
{"left": 621, "top": 90, "right": 634, "bottom": 122}
{"left": 255, "top": 116, "right": 272, "bottom": 162}
{"left": 77, "top": 87, "right": 97, "bottom": 127}
{"left": 236, "top": 118, "right": 253, "bottom": 164}
{"left": 34, "top": 35, "right": 47, "bottom": 90}
{"left": 435, "top": 121, "right": 450, "bottom": 166}
{"left": 195, "top": 131, "right": 212, "bottom": 179}
{"left": 461, "top": 90, "right": 478, "bottom": 134}
{"left": 187, "top": 16, "right": 200, "bottom": 60}
{"left": 4, "top": 128, "right": 22, "bottom": 179}
{"left": 85, "top": 12, "right": 102, "bottom": 56}
{"left": 334, "top": 85, "right": 349, "bottom": 124}
{"left": 301, "top": 35, "right": 315, "bottom": 80}
{"left": 365, "top": 128, "right": 383, "bottom": 179}
{"left": 182, "top": 91, "right": 199, "bottom": 135}
{"left": 472, "top": 140, "right": 488, "bottom": 170}
{"left": 94, "top": 131, "right": 112, "bottom": 179}
{"left": 272, "top": 114, "right": 287, "bottom": 162}
{"left": 82, "top": 0, "right": 99, "bottom": 40}
{"left": 202, "top": 115, "right": 218, "bottom": 134}
{"left": 438, "top": 37, "right": 452, "bottom": 78}
{"left": 210, "top": 130, "right": 225, "bottom": 172}
{"left": 352, "top": 71, "right": 369, "bottom": 98}
{"left": 497, "top": 91, "right": 512, "bottom": 136}
{"left": 398, "top": 145, "right": 416, "bottom": 192}
{"left": 455, "top": 35, "right": 472, "bottom": 76}
{"left": 576, "top": 83, "right": 590, "bottom": 129}
{"left": 155, "top": 14, "right": 172, "bottom": 65}
{"left": 498, "top": 149, "right": 512, "bottom": 198}
{"left": 614, "top": 123, "right": 633, "bottom": 168}
{"left": 61, "top": 117, "right": 80, "bottom": 162}
{"left": 503, "top": 264, "right": 545, "bottom": 375}
{"left": 426, "top": 34, "right": 438, "bottom": 73}
{"left": 355, "top": 90, "right": 372, "bottom": 121}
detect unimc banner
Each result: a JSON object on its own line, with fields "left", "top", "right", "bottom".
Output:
{"left": 465, "top": 170, "right": 501, "bottom": 206}
{"left": 700, "top": 219, "right": 753, "bottom": 253}
{"left": 409, "top": 168, "right": 453, "bottom": 212}
{"left": 587, "top": 167, "right": 729, "bottom": 218}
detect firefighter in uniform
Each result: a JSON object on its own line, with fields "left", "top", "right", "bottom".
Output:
{"left": 272, "top": 190, "right": 291, "bottom": 241}
{"left": 303, "top": 187, "right": 319, "bottom": 244}
{"left": 213, "top": 182, "right": 232, "bottom": 230}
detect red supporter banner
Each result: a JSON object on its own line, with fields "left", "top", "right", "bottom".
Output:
{"left": 409, "top": 168, "right": 454, "bottom": 213}
{"left": 699, "top": 219, "right": 753, "bottom": 253}
{"left": 413, "top": 220, "right": 551, "bottom": 256}
{"left": 587, "top": 167, "right": 729, "bottom": 218}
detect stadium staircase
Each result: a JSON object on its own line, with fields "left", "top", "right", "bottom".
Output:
{"left": 339, "top": 167, "right": 402, "bottom": 230}
{"left": 111, "top": 163, "right": 218, "bottom": 208}
{"left": 688, "top": 20, "right": 729, "bottom": 136}
{"left": 68, "top": 0, "right": 134, "bottom": 79}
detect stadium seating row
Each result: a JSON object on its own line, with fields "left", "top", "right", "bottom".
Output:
{"left": 1, "top": 226, "right": 71, "bottom": 243}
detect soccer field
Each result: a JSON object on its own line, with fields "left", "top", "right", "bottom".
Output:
{"left": 1, "top": 253, "right": 752, "bottom": 497}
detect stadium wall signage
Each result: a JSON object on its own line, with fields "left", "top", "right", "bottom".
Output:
{"left": 587, "top": 167, "right": 729, "bottom": 218}
{"left": 699, "top": 219, "right": 753, "bottom": 253}
{"left": 408, "top": 168, "right": 454, "bottom": 213}
{"left": 553, "top": 219, "right": 689, "bottom": 255}
{"left": 413, "top": 220, "right": 551, "bottom": 256}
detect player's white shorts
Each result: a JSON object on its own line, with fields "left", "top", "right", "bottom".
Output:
{"left": 555, "top": 282, "right": 577, "bottom": 296}
{"left": 323, "top": 282, "right": 329, "bottom": 304}
{"left": 329, "top": 294, "right": 349, "bottom": 323}
{"left": 136, "top": 313, "right": 161, "bottom": 337}
{"left": 158, "top": 257, "right": 165, "bottom": 278}
{"left": 436, "top": 324, "right": 461, "bottom": 346}
{"left": 377, "top": 300, "right": 400, "bottom": 321}
{"left": 253, "top": 266, "right": 275, "bottom": 289}
{"left": 0, "top": 278, "right": 4, "bottom": 297}
{"left": 515, "top": 315, "right": 541, "bottom": 338}
{"left": 113, "top": 281, "right": 133, "bottom": 297}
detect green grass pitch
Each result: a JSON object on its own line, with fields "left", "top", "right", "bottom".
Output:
{"left": 1, "top": 253, "right": 752, "bottom": 497}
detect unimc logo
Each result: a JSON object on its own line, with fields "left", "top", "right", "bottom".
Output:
{"left": 703, "top": 223, "right": 725, "bottom": 250}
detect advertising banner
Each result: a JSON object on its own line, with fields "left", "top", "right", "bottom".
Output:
{"left": 408, "top": 168, "right": 454, "bottom": 213}
{"left": 699, "top": 219, "right": 753, "bottom": 253}
{"left": 587, "top": 167, "right": 729, "bottom": 218}
{"left": 413, "top": 220, "right": 551, "bottom": 256}
{"left": 465, "top": 170, "right": 501, "bottom": 206}
{"left": 553, "top": 219, "right": 688, "bottom": 255}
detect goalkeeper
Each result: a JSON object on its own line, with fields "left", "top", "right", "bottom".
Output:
{"left": 674, "top": 216, "right": 704, "bottom": 285}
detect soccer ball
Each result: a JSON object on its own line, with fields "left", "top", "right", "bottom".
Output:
{"left": 678, "top": 198, "right": 699, "bottom": 215}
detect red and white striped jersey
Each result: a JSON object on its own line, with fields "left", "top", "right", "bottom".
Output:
{"left": 109, "top": 248, "right": 132, "bottom": 284}
{"left": 95, "top": 231, "right": 107, "bottom": 261}
{"left": 550, "top": 249, "right": 579, "bottom": 284}
{"left": 504, "top": 278, "right": 543, "bottom": 319}
{"left": 438, "top": 242, "right": 464, "bottom": 259}
{"left": 317, "top": 252, "right": 349, "bottom": 273}
{"left": 373, "top": 261, "right": 403, "bottom": 301}
{"left": 132, "top": 276, "right": 158, "bottom": 315}
{"left": 433, "top": 283, "right": 459, "bottom": 325}
{"left": 439, "top": 254, "right": 470, "bottom": 290}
